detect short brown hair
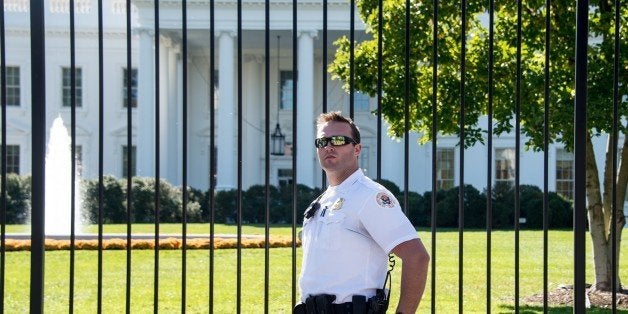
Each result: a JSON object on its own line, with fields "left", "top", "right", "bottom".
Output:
{"left": 316, "top": 111, "right": 361, "bottom": 144}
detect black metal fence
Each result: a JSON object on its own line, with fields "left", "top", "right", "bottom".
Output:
{"left": 0, "top": 0, "right": 625, "bottom": 313}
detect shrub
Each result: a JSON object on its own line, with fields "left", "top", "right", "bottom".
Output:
{"left": 131, "top": 177, "right": 202, "bottom": 223}
{"left": 548, "top": 192, "right": 573, "bottom": 228}
{"left": 5, "top": 173, "right": 31, "bottom": 224}
{"left": 490, "top": 182, "right": 515, "bottom": 229}
{"left": 82, "top": 175, "right": 126, "bottom": 224}
{"left": 436, "top": 185, "right": 486, "bottom": 228}
{"left": 214, "top": 189, "right": 237, "bottom": 223}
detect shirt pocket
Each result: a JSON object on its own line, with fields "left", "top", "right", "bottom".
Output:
{"left": 318, "top": 212, "right": 346, "bottom": 251}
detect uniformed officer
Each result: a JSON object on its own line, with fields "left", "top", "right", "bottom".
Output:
{"left": 296, "top": 111, "right": 430, "bottom": 313}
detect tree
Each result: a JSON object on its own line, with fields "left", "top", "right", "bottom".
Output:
{"left": 329, "top": 0, "right": 627, "bottom": 290}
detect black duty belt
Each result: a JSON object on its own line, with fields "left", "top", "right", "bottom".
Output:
{"left": 293, "top": 294, "right": 373, "bottom": 314}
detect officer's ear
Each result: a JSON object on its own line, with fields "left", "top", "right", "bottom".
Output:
{"left": 354, "top": 143, "right": 361, "bottom": 158}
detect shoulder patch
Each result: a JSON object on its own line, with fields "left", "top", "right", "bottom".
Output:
{"left": 375, "top": 192, "right": 395, "bottom": 208}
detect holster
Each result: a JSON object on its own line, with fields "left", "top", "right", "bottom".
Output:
{"left": 367, "top": 289, "right": 389, "bottom": 314}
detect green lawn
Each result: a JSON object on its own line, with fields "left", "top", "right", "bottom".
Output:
{"left": 3, "top": 226, "right": 628, "bottom": 313}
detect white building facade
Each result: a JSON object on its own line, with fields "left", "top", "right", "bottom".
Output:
{"left": 1, "top": 0, "right": 621, "bottom": 203}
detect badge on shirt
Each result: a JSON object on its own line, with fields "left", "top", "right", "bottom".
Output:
{"left": 376, "top": 192, "right": 395, "bottom": 208}
{"left": 332, "top": 198, "right": 344, "bottom": 211}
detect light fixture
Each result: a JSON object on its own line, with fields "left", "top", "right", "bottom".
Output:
{"left": 271, "top": 123, "right": 285, "bottom": 155}
{"left": 271, "top": 35, "right": 285, "bottom": 156}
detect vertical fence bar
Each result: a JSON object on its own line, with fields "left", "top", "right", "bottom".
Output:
{"left": 403, "top": 0, "right": 410, "bottom": 216}
{"left": 458, "top": 0, "right": 466, "bottom": 311}
{"left": 181, "top": 1, "right": 189, "bottom": 312}
{"left": 208, "top": 0, "right": 216, "bottom": 312}
{"left": 97, "top": 0, "right": 105, "bottom": 311}
{"left": 0, "top": 0, "right": 6, "bottom": 310}
{"left": 264, "top": 1, "right": 271, "bottom": 313}
{"left": 125, "top": 0, "right": 134, "bottom": 311}
{"left": 542, "top": 0, "right": 551, "bottom": 311}
{"left": 323, "top": 0, "right": 328, "bottom": 116}
{"left": 349, "top": 0, "right": 355, "bottom": 118}
{"left": 430, "top": 0, "right": 438, "bottom": 311}
{"left": 69, "top": 1, "right": 78, "bottom": 311}
{"left": 486, "top": 0, "right": 494, "bottom": 311}
{"left": 153, "top": 1, "right": 161, "bottom": 311}
{"left": 458, "top": 0, "right": 467, "bottom": 313}
{"left": 322, "top": 0, "right": 328, "bottom": 188}
{"left": 376, "top": 0, "right": 382, "bottom": 183}
{"left": 573, "top": 0, "right": 588, "bottom": 312}
{"left": 236, "top": 0, "right": 243, "bottom": 312}
{"left": 29, "top": 0, "right": 46, "bottom": 312}
{"left": 125, "top": 0, "right": 134, "bottom": 314}
{"left": 514, "top": 0, "right": 522, "bottom": 311}
{"left": 611, "top": 0, "right": 620, "bottom": 309}
{"left": 291, "top": 0, "right": 299, "bottom": 308}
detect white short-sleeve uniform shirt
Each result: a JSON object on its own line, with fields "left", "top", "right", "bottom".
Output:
{"left": 298, "top": 169, "right": 419, "bottom": 304}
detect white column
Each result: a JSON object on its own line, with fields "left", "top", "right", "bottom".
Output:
{"left": 158, "top": 36, "right": 170, "bottom": 181}
{"left": 167, "top": 42, "right": 180, "bottom": 185}
{"left": 137, "top": 29, "right": 155, "bottom": 177}
{"left": 243, "top": 56, "right": 263, "bottom": 188}
{"left": 175, "top": 51, "right": 184, "bottom": 185}
{"left": 297, "top": 30, "right": 317, "bottom": 187}
{"left": 217, "top": 31, "right": 236, "bottom": 190}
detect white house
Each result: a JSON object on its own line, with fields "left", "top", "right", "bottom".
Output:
{"left": 1, "top": 0, "right": 622, "bottom": 205}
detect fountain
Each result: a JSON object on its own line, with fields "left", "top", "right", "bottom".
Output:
{"left": 44, "top": 116, "right": 83, "bottom": 235}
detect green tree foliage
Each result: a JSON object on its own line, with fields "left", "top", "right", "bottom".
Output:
{"left": 329, "top": 0, "right": 626, "bottom": 290}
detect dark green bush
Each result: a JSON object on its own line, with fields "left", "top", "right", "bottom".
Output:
{"left": 490, "top": 182, "right": 515, "bottom": 229}
{"left": 214, "top": 189, "right": 237, "bottom": 223}
{"left": 82, "top": 175, "right": 126, "bottom": 224}
{"left": 131, "top": 177, "right": 193, "bottom": 223}
{"left": 436, "top": 185, "right": 486, "bottom": 228}
{"left": 5, "top": 173, "right": 31, "bottom": 224}
{"left": 548, "top": 192, "right": 573, "bottom": 228}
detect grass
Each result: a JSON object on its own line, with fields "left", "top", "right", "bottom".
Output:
{"left": 3, "top": 225, "right": 628, "bottom": 313}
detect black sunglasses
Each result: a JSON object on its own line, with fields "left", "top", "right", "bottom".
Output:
{"left": 314, "top": 135, "right": 357, "bottom": 148}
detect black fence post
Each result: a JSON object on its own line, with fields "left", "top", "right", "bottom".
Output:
{"left": 29, "top": 0, "right": 46, "bottom": 313}
{"left": 573, "top": 0, "right": 588, "bottom": 312}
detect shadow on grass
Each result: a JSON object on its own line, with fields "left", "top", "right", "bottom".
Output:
{"left": 498, "top": 304, "right": 628, "bottom": 313}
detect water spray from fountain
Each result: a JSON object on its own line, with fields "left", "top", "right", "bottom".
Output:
{"left": 44, "top": 116, "right": 83, "bottom": 235}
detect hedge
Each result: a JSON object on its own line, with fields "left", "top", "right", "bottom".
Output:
{"left": 4, "top": 174, "right": 574, "bottom": 229}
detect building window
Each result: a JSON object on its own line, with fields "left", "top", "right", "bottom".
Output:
{"left": 279, "top": 71, "right": 293, "bottom": 110}
{"left": 556, "top": 148, "right": 574, "bottom": 199}
{"left": 359, "top": 146, "right": 370, "bottom": 175}
{"left": 436, "top": 148, "right": 455, "bottom": 190}
{"left": 122, "top": 145, "right": 136, "bottom": 177}
{"left": 354, "top": 91, "right": 370, "bottom": 111}
{"left": 278, "top": 168, "right": 293, "bottom": 187}
{"left": 6, "top": 66, "right": 20, "bottom": 106}
{"left": 6, "top": 145, "right": 19, "bottom": 174}
{"left": 62, "top": 67, "right": 82, "bottom": 107}
{"left": 123, "top": 68, "right": 138, "bottom": 108}
{"left": 495, "top": 148, "right": 515, "bottom": 185}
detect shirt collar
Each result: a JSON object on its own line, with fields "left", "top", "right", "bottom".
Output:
{"left": 328, "top": 168, "right": 363, "bottom": 194}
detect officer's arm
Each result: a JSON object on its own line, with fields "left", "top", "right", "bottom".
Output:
{"left": 390, "top": 238, "right": 430, "bottom": 313}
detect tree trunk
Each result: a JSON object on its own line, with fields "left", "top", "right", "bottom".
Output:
{"left": 589, "top": 134, "right": 627, "bottom": 291}
{"left": 585, "top": 135, "right": 610, "bottom": 290}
